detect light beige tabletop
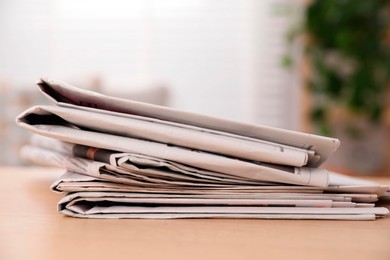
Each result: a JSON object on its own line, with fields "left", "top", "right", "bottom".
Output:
{"left": 1, "top": 166, "right": 389, "bottom": 260}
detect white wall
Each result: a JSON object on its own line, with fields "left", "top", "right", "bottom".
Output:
{"left": 0, "top": 0, "right": 300, "bottom": 129}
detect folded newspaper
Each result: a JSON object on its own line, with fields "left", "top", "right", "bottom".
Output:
{"left": 16, "top": 78, "right": 390, "bottom": 220}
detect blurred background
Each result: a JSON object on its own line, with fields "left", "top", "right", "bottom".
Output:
{"left": 0, "top": 0, "right": 389, "bottom": 175}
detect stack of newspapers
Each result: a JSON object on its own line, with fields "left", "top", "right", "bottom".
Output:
{"left": 16, "top": 79, "right": 389, "bottom": 220}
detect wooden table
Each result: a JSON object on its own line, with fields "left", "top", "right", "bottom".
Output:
{"left": 1, "top": 167, "right": 390, "bottom": 260}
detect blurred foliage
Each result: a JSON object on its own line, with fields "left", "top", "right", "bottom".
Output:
{"left": 286, "top": 0, "right": 390, "bottom": 136}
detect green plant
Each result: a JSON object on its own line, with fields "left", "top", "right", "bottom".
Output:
{"left": 285, "top": 0, "right": 390, "bottom": 136}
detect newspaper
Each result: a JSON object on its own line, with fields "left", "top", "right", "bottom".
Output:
{"left": 20, "top": 141, "right": 389, "bottom": 220}
{"left": 22, "top": 137, "right": 390, "bottom": 198}
{"left": 49, "top": 172, "right": 382, "bottom": 202}
{"left": 21, "top": 104, "right": 311, "bottom": 167}
{"left": 21, "top": 138, "right": 389, "bottom": 220}
{"left": 35, "top": 78, "right": 340, "bottom": 167}
{"left": 49, "top": 171, "right": 388, "bottom": 219}
{"left": 49, "top": 172, "right": 325, "bottom": 195}
{"left": 22, "top": 145, "right": 270, "bottom": 188}
{"left": 27, "top": 135, "right": 309, "bottom": 186}
{"left": 19, "top": 134, "right": 329, "bottom": 187}
{"left": 57, "top": 190, "right": 387, "bottom": 220}
{"left": 327, "top": 171, "right": 389, "bottom": 195}
{"left": 15, "top": 79, "right": 389, "bottom": 220}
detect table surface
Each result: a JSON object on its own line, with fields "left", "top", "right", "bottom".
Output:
{"left": 1, "top": 166, "right": 390, "bottom": 260}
